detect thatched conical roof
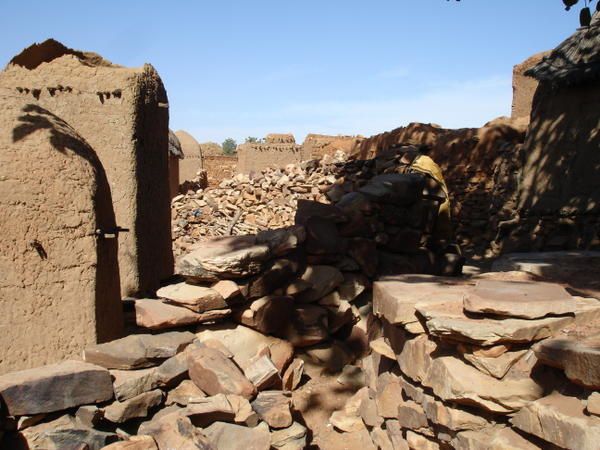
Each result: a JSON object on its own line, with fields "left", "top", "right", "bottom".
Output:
{"left": 526, "top": 13, "right": 600, "bottom": 87}
{"left": 168, "top": 130, "right": 184, "bottom": 159}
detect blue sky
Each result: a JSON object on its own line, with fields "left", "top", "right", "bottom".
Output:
{"left": 0, "top": 1, "right": 578, "bottom": 144}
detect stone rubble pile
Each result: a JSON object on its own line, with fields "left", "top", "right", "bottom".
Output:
{"left": 329, "top": 272, "right": 600, "bottom": 449}
{"left": 0, "top": 164, "right": 456, "bottom": 449}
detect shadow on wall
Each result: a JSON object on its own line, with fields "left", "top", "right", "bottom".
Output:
{"left": 12, "top": 103, "right": 123, "bottom": 342}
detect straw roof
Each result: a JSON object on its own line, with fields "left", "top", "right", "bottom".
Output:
{"left": 526, "top": 13, "right": 600, "bottom": 87}
{"left": 168, "top": 130, "right": 184, "bottom": 159}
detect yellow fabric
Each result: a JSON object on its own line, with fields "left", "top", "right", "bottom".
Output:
{"left": 409, "top": 155, "right": 453, "bottom": 241}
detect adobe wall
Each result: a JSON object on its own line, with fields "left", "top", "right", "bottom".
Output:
{"left": 204, "top": 155, "right": 237, "bottom": 187}
{"left": 175, "top": 130, "right": 203, "bottom": 183}
{"left": 0, "top": 41, "right": 173, "bottom": 296}
{"left": 498, "top": 81, "right": 600, "bottom": 252}
{"left": 302, "top": 133, "right": 363, "bottom": 159}
{"left": 0, "top": 98, "right": 123, "bottom": 374}
{"left": 511, "top": 51, "right": 551, "bottom": 122}
{"left": 237, "top": 142, "right": 310, "bottom": 174}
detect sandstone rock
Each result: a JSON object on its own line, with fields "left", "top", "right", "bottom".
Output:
{"left": 417, "top": 297, "right": 600, "bottom": 345}
{"left": 458, "top": 344, "right": 528, "bottom": 379}
{"left": 397, "top": 400, "right": 428, "bottom": 430}
{"left": 102, "top": 435, "right": 158, "bottom": 450}
{"left": 135, "top": 299, "right": 231, "bottom": 330}
{"left": 371, "top": 427, "right": 394, "bottom": 450}
{"left": 84, "top": 331, "right": 196, "bottom": 369}
{"left": 348, "top": 238, "right": 378, "bottom": 277}
{"left": 256, "top": 225, "right": 306, "bottom": 257}
{"left": 0, "top": 360, "right": 113, "bottom": 416}
{"left": 141, "top": 414, "right": 212, "bottom": 450}
{"left": 359, "top": 173, "right": 424, "bottom": 205}
{"left": 420, "top": 393, "right": 490, "bottom": 431}
{"left": 233, "top": 295, "right": 294, "bottom": 334}
{"left": 385, "top": 420, "right": 409, "bottom": 450}
{"left": 295, "top": 199, "right": 347, "bottom": 225}
{"left": 111, "top": 368, "right": 157, "bottom": 401}
{"left": 226, "top": 394, "right": 259, "bottom": 426}
{"left": 104, "top": 390, "right": 164, "bottom": 423}
{"left": 166, "top": 380, "right": 207, "bottom": 406}
{"left": 211, "top": 279, "right": 243, "bottom": 302}
{"left": 157, "top": 282, "right": 228, "bottom": 312}
{"left": 588, "top": 392, "right": 600, "bottom": 416}
{"left": 196, "top": 323, "right": 293, "bottom": 371}
{"left": 339, "top": 273, "right": 370, "bottom": 302}
{"left": 270, "top": 422, "right": 308, "bottom": 450}
{"left": 203, "top": 421, "right": 270, "bottom": 450}
{"left": 305, "top": 215, "right": 348, "bottom": 256}
{"left": 240, "top": 258, "right": 300, "bottom": 300}
{"left": 177, "top": 235, "right": 271, "bottom": 282}
{"left": 405, "top": 430, "right": 440, "bottom": 450}
{"left": 154, "top": 351, "right": 190, "bottom": 388}
{"left": 362, "top": 352, "right": 396, "bottom": 391}
{"left": 284, "top": 305, "right": 329, "bottom": 347}
{"left": 359, "top": 393, "right": 384, "bottom": 428}
{"left": 373, "top": 275, "right": 467, "bottom": 328}
{"left": 370, "top": 337, "right": 396, "bottom": 360}
{"left": 511, "top": 392, "right": 600, "bottom": 450}
{"left": 200, "top": 338, "right": 235, "bottom": 358}
{"left": 179, "top": 394, "right": 236, "bottom": 427}
{"left": 397, "top": 376, "right": 426, "bottom": 404}
{"left": 252, "top": 390, "right": 293, "bottom": 429}
{"left": 329, "top": 387, "right": 370, "bottom": 432}
{"left": 244, "top": 354, "right": 281, "bottom": 390}
{"left": 463, "top": 280, "right": 575, "bottom": 319}
{"left": 285, "top": 279, "right": 312, "bottom": 297}
{"left": 75, "top": 405, "right": 102, "bottom": 428}
{"left": 375, "top": 373, "right": 403, "bottom": 418}
{"left": 297, "top": 265, "right": 345, "bottom": 303}
{"left": 452, "top": 425, "right": 540, "bottom": 450}
{"left": 397, "top": 334, "right": 438, "bottom": 383}
{"left": 423, "top": 356, "right": 543, "bottom": 413}
{"left": 187, "top": 347, "right": 256, "bottom": 399}
{"left": 282, "top": 358, "right": 305, "bottom": 391}
{"left": 534, "top": 333, "right": 600, "bottom": 388}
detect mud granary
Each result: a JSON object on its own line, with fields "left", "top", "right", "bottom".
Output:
{"left": 175, "top": 129, "right": 204, "bottom": 185}
{"left": 0, "top": 39, "right": 174, "bottom": 372}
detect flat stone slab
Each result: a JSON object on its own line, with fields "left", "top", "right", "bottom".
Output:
{"left": 177, "top": 235, "right": 271, "bottom": 282}
{"left": 511, "top": 392, "right": 600, "bottom": 450}
{"left": 84, "top": 331, "right": 196, "bottom": 369}
{"left": 373, "top": 275, "right": 470, "bottom": 327}
{"left": 135, "top": 299, "right": 231, "bottom": 330}
{"left": 534, "top": 332, "right": 600, "bottom": 388}
{"left": 464, "top": 280, "right": 575, "bottom": 319}
{"left": 0, "top": 360, "right": 113, "bottom": 416}
{"left": 157, "top": 282, "right": 228, "bottom": 312}
{"left": 417, "top": 296, "right": 600, "bottom": 345}
{"left": 452, "top": 425, "right": 540, "bottom": 450}
{"left": 204, "top": 421, "right": 271, "bottom": 450}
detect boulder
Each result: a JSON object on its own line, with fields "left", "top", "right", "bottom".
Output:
{"left": 397, "top": 334, "right": 438, "bottom": 383}
{"left": 252, "top": 390, "right": 293, "bottom": 428}
{"left": 404, "top": 431, "right": 440, "bottom": 450}
{"left": 103, "top": 390, "right": 164, "bottom": 423}
{"left": 166, "top": 380, "right": 207, "bottom": 406}
{"left": 534, "top": 332, "right": 600, "bottom": 388}
{"left": 375, "top": 373, "right": 403, "bottom": 418}
{"left": 511, "top": 392, "right": 600, "bottom": 450}
{"left": 178, "top": 394, "right": 236, "bottom": 428}
{"left": 187, "top": 346, "right": 256, "bottom": 399}
{"left": 282, "top": 358, "right": 305, "bottom": 391}
{"left": 211, "top": 280, "right": 243, "bottom": 302}
{"left": 244, "top": 354, "right": 281, "bottom": 390}
{"left": 588, "top": 392, "right": 600, "bottom": 416}
{"left": 157, "top": 282, "right": 229, "bottom": 312}
{"left": 84, "top": 331, "right": 196, "bottom": 369}
{"left": 359, "top": 394, "right": 383, "bottom": 428}
{"left": 385, "top": 420, "right": 409, "bottom": 450}
{"left": 463, "top": 280, "right": 575, "bottom": 319}
{"left": 239, "top": 258, "right": 300, "bottom": 300}
{"left": 111, "top": 368, "right": 158, "bottom": 401}
{"left": 203, "top": 421, "right": 270, "bottom": 450}
{"left": 397, "top": 400, "right": 428, "bottom": 431}
{"left": 0, "top": 360, "right": 113, "bottom": 416}
{"left": 256, "top": 225, "right": 306, "bottom": 257}
{"left": 177, "top": 235, "right": 271, "bottom": 282}
{"left": 102, "top": 435, "right": 158, "bottom": 450}
{"left": 226, "top": 394, "right": 259, "bottom": 426}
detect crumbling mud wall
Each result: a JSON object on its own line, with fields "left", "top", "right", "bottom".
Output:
{"left": 511, "top": 51, "right": 550, "bottom": 122}
{"left": 175, "top": 130, "right": 203, "bottom": 184}
{"left": 351, "top": 121, "right": 526, "bottom": 255}
{"left": 0, "top": 39, "right": 173, "bottom": 296}
{"left": 302, "top": 133, "right": 363, "bottom": 159}
{"left": 0, "top": 98, "right": 123, "bottom": 374}
{"left": 204, "top": 155, "right": 237, "bottom": 187}
{"left": 237, "top": 139, "right": 310, "bottom": 174}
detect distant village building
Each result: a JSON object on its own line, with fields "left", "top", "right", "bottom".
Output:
{"left": 237, "top": 133, "right": 309, "bottom": 174}
{"left": 175, "top": 130, "right": 204, "bottom": 184}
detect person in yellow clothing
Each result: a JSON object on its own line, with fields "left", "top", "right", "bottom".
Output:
{"left": 395, "top": 144, "right": 453, "bottom": 243}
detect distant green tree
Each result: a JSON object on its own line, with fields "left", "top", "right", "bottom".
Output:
{"left": 245, "top": 136, "right": 260, "bottom": 143}
{"left": 222, "top": 138, "right": 237, "bottom": 155}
